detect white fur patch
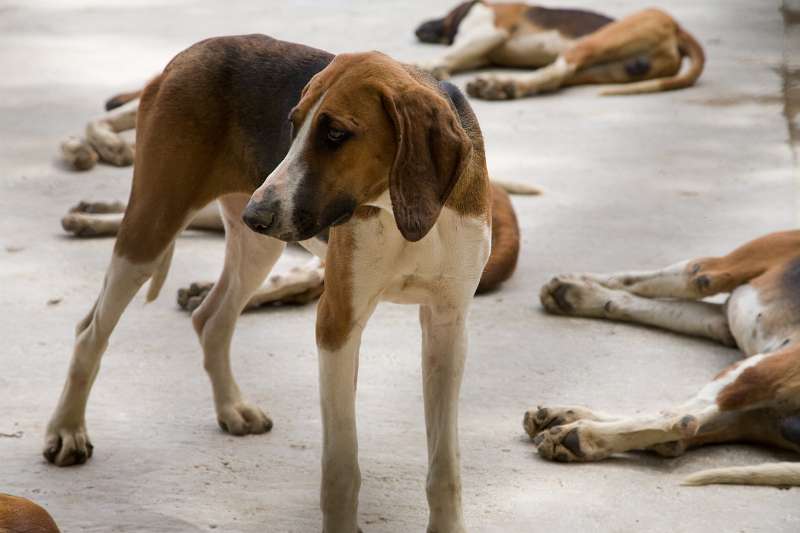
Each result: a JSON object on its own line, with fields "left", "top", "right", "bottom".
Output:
{"left": 453, "top": 2, "right": 496, "bottom": 43}
{"left": 253, "top": 95, "right": 325, "bottom": 233}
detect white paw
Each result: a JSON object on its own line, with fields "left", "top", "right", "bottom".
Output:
{"left": 43, "top": 422, "right": 94, "bottom": 466}
{"left": 217, "top": 402, "right": 273, "bottom": 435}
{"left": 539, "top": 276, "right": 628, "bottom": 318}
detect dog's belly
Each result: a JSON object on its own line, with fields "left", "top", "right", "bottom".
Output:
{"left": 727, "top": 285, "right": 794, "bottom": 356}
{"left": 488, "top": 31, "right": 572, "bottom": 68}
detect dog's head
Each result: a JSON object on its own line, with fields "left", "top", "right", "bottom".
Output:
{"left": 415, "top": 1, "right": 481, "bottom": 45}
{"left": 243, "top": 52, "right": 473, "bottom": 243}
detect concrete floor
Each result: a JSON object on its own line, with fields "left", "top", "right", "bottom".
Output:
{"left": 1, "top": 0, "right": 798, "bottom": 531}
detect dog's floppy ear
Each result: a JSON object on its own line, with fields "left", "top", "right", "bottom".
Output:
{"left": 381, "top": 86, "right": 472, "bottom": 242}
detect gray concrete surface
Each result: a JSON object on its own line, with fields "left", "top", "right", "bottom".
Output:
{"left": 1, "top": 0, "right": 798, "bottom": 531}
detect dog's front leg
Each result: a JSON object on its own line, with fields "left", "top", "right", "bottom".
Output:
{"left": 316, "top": 285, "right": 378, "bottom": 533}
{"left": 420, "top": 29, "right": 507, "bottom": 79}
{"left": 420, "top": 303, "right": 469, "bottom": 533}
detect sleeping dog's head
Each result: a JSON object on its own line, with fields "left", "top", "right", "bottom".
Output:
{"left": 415, "top": 0, "right": 481, "bottom": 44}
{"left": 243, "top": 52, "right": 472, "bottom": 243}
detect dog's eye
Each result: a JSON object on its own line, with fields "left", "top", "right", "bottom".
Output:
{"left": 327, "top": 128, "right": 348, "bottom": 143}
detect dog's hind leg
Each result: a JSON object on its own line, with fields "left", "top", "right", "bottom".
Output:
{"left": 540, "top": 276, "right": 735, "bottom": 345}
{"left": 44, "top": 215, "right": 185, "bottom": 465}
{"left": 190, "top": 194, "right": 285, "bottom": 434}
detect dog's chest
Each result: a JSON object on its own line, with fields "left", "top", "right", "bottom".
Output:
{"left": 353, "top": 208, "right": 490, "bottom": 306}
{"left": 489, "top": 30, "right": 573, "bottom": 67}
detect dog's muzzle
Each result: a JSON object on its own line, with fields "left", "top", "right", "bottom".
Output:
{"left": 243, "top": 199, "right": 282, "bottom": 237}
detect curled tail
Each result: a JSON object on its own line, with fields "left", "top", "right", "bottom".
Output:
{"left": 477, "top": 184, "right": 520, "bottom": 294}
{"left": 683, "top": 462, "right": 800, "bottom": 487}
{"left": 601, "top": 28, "right": 705, "bottom": 96}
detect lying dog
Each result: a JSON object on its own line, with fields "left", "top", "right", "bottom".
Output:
{"left": 529, "top": 231, "right": 800, "bottom": 487}
{"left": 415, "top": 1, "right": 704, "bottom": 99}
{"left": 0, "top": 494, "right": 60, "bottom": 533}
{"left": 46, "top": 34, "right": 520, "bottom": 532}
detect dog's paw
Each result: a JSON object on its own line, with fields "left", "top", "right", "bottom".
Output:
{"left": 177, "top": 282, "right": 214, "bottom": 312}
{"left": 217, "top": 402, "right": 273, "bottom": 435}
{"left": 523, "top": 405, "right": 600, "bottom": 439}
{"left": 466, "top": 76, "right": 519, "bottom": 100}
{"left": 61, "top": 213, "right": 103, "bottom": 237}
{"left": 61, "top": 136, "right": 98, "bottom": 171}
{"left": 539, "top": 276, "right": 626, "bottom": 317}
{"left": 531, "top": 422, "right": 604, "bottom": 462}
{"left": 93, "top": 139, "right": 134, "bottom": 167}
{"left": 69, "top": 200, "right": 126, "bottom": 214}
{"left": 43, "top": 424, "right": 94, "bottom": 466}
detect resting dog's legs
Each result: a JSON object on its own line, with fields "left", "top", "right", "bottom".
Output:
{"left": 191, "top": 194, "right": 285, "bottom": 434}
{"left": 540, "top": 276, "right": 735, "bottom": 346}
{"left": 420, "top": 303, "right": 469, "bottom": 533}
{"left": 84, "top": 98, "right": 138, "bottom": 166}
{"left": 568, "top": 260, "right": 729, "bottom": 300}
{"left": 419, "top": 3, "right": 507, "bottom": 79}
{"left": 467, "top": 9, "right": 682, "bottom": 99}
{"left": 63, "top": 201, "right": 223, "bottom": 238}
{"left": 528, "top": 348, "right": 800, "bottom": 461}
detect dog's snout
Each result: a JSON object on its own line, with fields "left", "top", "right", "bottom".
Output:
{"left": 243, "top": 203, "right": 277, "bottom": 235}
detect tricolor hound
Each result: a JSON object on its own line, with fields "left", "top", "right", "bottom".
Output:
{"left": 45, "top": 35, "right": 519, "bottom": 532}
{"left": 415, "top": 1, "right": 704, "bottom": 100}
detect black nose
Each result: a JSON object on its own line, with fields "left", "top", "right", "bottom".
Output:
{"left": 242, "top": 204, "right": 276, "bottom": 235}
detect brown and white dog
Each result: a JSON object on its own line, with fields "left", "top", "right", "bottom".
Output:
{"left": 46, "top": 34, "right": 519, "bottom": 532}
{"left": 58, "top": 89, "right": 532, "bottom": 310}
{"left": 529, "top": 231, "right": 800, "bottom": 486}
{"left": 415, "top": 1, "right": 704, "bottom": 99}
{"left": 0, "top": 494, "right": 60, "bottom": 533}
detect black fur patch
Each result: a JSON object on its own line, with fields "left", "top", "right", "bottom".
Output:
{"left": 201, "top": 35, "right": 333, "bottom": 190}
{"left": 780, "top": 415, "right": 800, "bottom": 445}
{"left": 625, "top": 56, "right": 651, "bottom": 77}
{"left": 526, "top": 7, "right": 613, "bottom": 38}
{"left": 781, "top": 258, "right": 800, "bottom": 309}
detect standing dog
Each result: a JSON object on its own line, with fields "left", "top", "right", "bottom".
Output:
{"left": 415, "top": 1, "right": 704, "bottom": 99}
{"left": 45, "top": 34, "right": 517, "bottom": 532}
{"left": 529, "top": 231, "right": 800, "bottom": 486}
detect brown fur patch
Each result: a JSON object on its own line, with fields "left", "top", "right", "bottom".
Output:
{"left": 717, "top": 347, "right": 800, "bottom": 411}
{"left": 686, "top": 231, "right": 800, "bottom": 296}
{"left": 0, "top": 494, "right": 60, "bottom": 533}
{"left": 316, "top": 225, "right": 354, "bottom": 352}
{"left": 477, "top": 184, "right": 519, "bottom": 293}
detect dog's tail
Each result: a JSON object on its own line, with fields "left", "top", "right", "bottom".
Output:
{"left": 682, "top": 462, "right": 800, "bottom": 487}
{"left": 491, "top": 179, "right": 542, "bottom": 196}
{"left": 600, "top": 27, "right": 705, "bottom": 96}
{"left": 105, "top": 88, "right": 145, "bottom": 111}
{"left": 477, "top": 184, "right": 520, "bottom": 294}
